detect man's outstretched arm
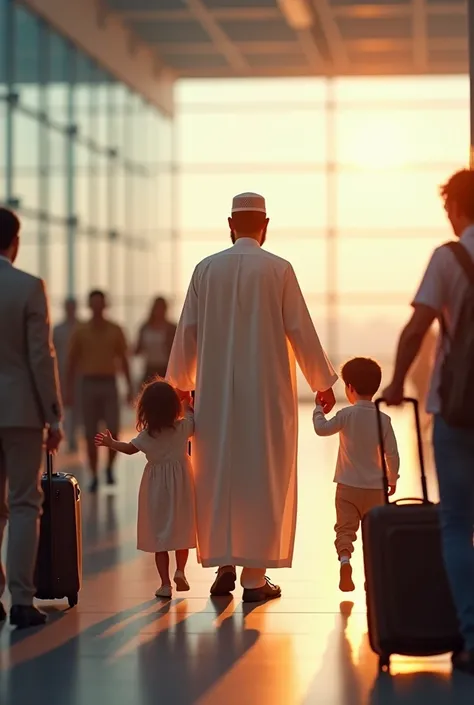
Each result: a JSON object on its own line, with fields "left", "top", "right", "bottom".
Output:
{"left": 282, "top": 264, "right": 337, "bottom": 411}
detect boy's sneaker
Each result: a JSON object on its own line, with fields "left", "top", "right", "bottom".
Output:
{"left": 174, "top": 570, "right": 190, "bottom": 592}
{"left": 339, "top": 562, "right": 355, "bottom": 592}
{"left": 106, "top": 467, "right": 116, "bottom": 485}
{"left": 89, "top": 476, "right": 98, "bottom": 493}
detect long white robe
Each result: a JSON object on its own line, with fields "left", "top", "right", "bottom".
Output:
{"left": 166, "top": 238, "right": 337, "bottom": 568}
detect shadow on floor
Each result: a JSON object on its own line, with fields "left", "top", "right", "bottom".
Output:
{"left": 369, "top": 670, "right": 474, "bottom": 705}
{"left": 303, "top": 601, "right": 474, "bottom": 705}
{"left": 2, "top": 596, "right": 259, "bottom": 705}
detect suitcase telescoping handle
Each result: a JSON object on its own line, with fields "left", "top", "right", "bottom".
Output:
{"left": 45, "top": 451, "right": 57, "bottom": 593}
{"left": 375, "top": 397, "right": 429, "bottom": 506}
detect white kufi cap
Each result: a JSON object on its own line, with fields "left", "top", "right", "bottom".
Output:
{"left": 231, "top": 192, "right": 266, "bottom": 214}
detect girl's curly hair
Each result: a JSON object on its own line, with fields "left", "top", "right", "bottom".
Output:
{"left": 136, "top": 378, "right": 182, "bottom": 436}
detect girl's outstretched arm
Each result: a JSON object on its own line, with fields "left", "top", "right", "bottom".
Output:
{"left": 95, "top": 430, "right": 140, "bottom": 455}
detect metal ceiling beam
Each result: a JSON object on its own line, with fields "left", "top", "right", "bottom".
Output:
{"left": 159, "top": 41, "right": 302, "bottom": 55}
{"left": 310, "top": 0, "right": 348, "bottom": 70}
{"left": 178, "top": 62, "right": 467, "bottom": 79}
{"left": 119, "top": 8, "right": 281, "bottom": 21}
{"left": 184, "top": 0, "right": 249, "bottom": 72}
{"left": 333, "top": 3, "right": 466, "bottom": 19}
{"left": 296, "top": 27, "right": 326, "bottom": 72}
{"left": 158, "top": 38, "right": 461, "bottom": 56}
{"left": 412, "top": 0, "right": 428, "bottom": 72}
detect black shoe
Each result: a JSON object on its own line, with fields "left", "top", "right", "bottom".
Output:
{"left": 89, "top": 477, "right": 98, "bottom": 493}
{"left": 106, "top": 467, "right": 115, "bottom": 486}
{"left": 0, "top": 602, "right": 6, "bottom": 622}
{"left": 10, "top": 605, "right": 47, "bottom": 629}
{"left": 339, "top": 562, "right": 355, "bottom": 592}
{"left": 210, "top": 566, "right": 236, "bottom": 596}
{"left": 242, "top": 577, "right": 281, "bottom": 603}
{"left": 452, "top": 649, "right": 474, "bottom": 676}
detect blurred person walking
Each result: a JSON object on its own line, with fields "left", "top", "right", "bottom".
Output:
{"left": 0, "top": 208, "right": 63, "bottom": 628}
{"left": 66, "top": 290, "right": 133, "bottom": 493}
{"left": 167, "top": 192, "right": 337, "bottom": 602}
{"left": 53, "top": 297, "right": 81, "bottom": 452}
{"left": 384, "top": 169, "right": 474, "bottom": 675}
{"left": 135, "top": 296, "right": 176, "bottom": 386}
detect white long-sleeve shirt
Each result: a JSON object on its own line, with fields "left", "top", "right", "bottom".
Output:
{"left": 313, "top": 400, "right": 400, "bottom": 489}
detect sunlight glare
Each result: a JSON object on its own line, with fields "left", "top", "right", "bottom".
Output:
{"left": 348, "top": 118, "right": 409, "bottom": 169}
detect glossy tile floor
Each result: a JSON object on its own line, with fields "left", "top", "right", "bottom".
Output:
{"left": 1, "top": 404, "right": 473, "bottom": 704}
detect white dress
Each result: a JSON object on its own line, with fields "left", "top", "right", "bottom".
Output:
{"left": 166, "top": 238, "right": 337, "bottom": 569}
{"left": 131, "top": 410, "right": 196, "bottom": 553}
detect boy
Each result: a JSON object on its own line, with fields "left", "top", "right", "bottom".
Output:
{"left": 313, "top": 357, "right": 400, "bottom": 592}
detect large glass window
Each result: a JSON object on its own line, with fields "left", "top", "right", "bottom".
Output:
{"left": 1, "top": 0, "right": 171, "bottom": 348}
{"left": 175, "top": 75, "right": 470, "bottom": 395}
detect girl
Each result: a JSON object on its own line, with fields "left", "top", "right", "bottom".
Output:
{"left": 95, "top": 379, "right": 196, "bottom": 599}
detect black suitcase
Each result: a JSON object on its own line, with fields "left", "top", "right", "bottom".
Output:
{"left": 35, "top": 452, "right": 82, "bottom": 608}
{"left": 362, "top": 397, "right": 463, "bottom": 672}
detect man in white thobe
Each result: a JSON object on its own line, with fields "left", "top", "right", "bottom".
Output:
{"left": 167, "top": 193, "right": 337, "bottom": 602}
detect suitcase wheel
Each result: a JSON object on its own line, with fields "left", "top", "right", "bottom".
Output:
{"left": 379, "top": 654, "right": 390, "bottom": 673}
{"left": 68, "top": 594, "right": 78, "bottom": 608}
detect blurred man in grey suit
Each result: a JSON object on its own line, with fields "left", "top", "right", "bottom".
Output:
{"left": 0, "top": 208, "right": 63, "bottom": 629}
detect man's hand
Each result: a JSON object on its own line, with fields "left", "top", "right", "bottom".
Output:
{"left": 176, "top": 389, "right": 192, "bottom": 404}
{"left": 388, "top": 484, "right": 397, "bottom": 496}
{"left": 316, "top": 388, "right": 336, "bottom": 414}
{"left": 46, "top": 427, "right": 63, "bottom": 454}
{"left": 382, "top": 382, "right": 404, "bottom": 407}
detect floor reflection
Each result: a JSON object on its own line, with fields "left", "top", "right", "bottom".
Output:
{"left": 0, "top": 404, "right": 472, "bottom": 704}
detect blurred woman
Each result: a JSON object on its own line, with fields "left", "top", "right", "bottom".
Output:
{"left": 135, "top": 297, "right": 177, "bottom": 386}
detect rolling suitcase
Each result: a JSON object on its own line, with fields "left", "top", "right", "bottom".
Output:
{"left": 35, "top": 452, "right": 82, "bottom": 608}
{"left": 362, "top": 397, "right": 462, "bottom": 672}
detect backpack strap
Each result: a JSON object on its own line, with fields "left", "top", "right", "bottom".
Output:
{"left": 443, "top": 241, "right": 474, "bottom": 285}
{"left": 438, "top": 242, "right": 474, "bottom": 343}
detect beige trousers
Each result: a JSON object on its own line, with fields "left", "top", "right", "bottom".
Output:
{"left": 334, "top": 483, "right": 385, "bottom": 558}
{"left": 0, "top": 428, "right": 44, "bottom": 605}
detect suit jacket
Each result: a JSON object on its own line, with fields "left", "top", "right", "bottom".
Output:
{"left": 0, "top": 258, "right": 62, "bottom": 429}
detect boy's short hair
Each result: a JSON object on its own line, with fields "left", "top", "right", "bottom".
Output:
{"left": 341, "top": 357, "right": 382, "bottom": 397}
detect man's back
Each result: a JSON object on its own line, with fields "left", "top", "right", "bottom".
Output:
{"left": 181, "top": 238, "right": 335, "bottom": 398}
{"left": 166, "top": 200, "right": 337, "bottom": 574}
{"left": 195, "top": 239, "right": 290, "bottom": 361}
{"left": 0, "top": 260, "right": 60, "bottom": 428}
{"left": 414, "top": 227, "right": 474, "bottom": 414}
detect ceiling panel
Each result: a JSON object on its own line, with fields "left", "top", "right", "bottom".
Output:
{"left": 203, "top": 0, "right": 277, "bottom": 7}
{"left": 102, "top": 0, "right": 469, "bottom": 78}
{"left": 164, "top": 53, "right": 230, "bottom": 69}
{"left": 330, "top": 0, "right": 410, "bottom": 6}
{"left": 221, "top": 19, "right": 296, "bottom": 43}
{"left": 246, "top": 52, "right": 309, "bottom": 68}
{"left": 427, "top": 15, "right": 468, "bottom": 40}
{"left": 337, "top": 17, "right": 412, "bottom": 40}
{"left": 132, "top": 20, "right": 212, "bottom": 44}
{"left": 107, "top": 0, "right": 185, "bottom": 9}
